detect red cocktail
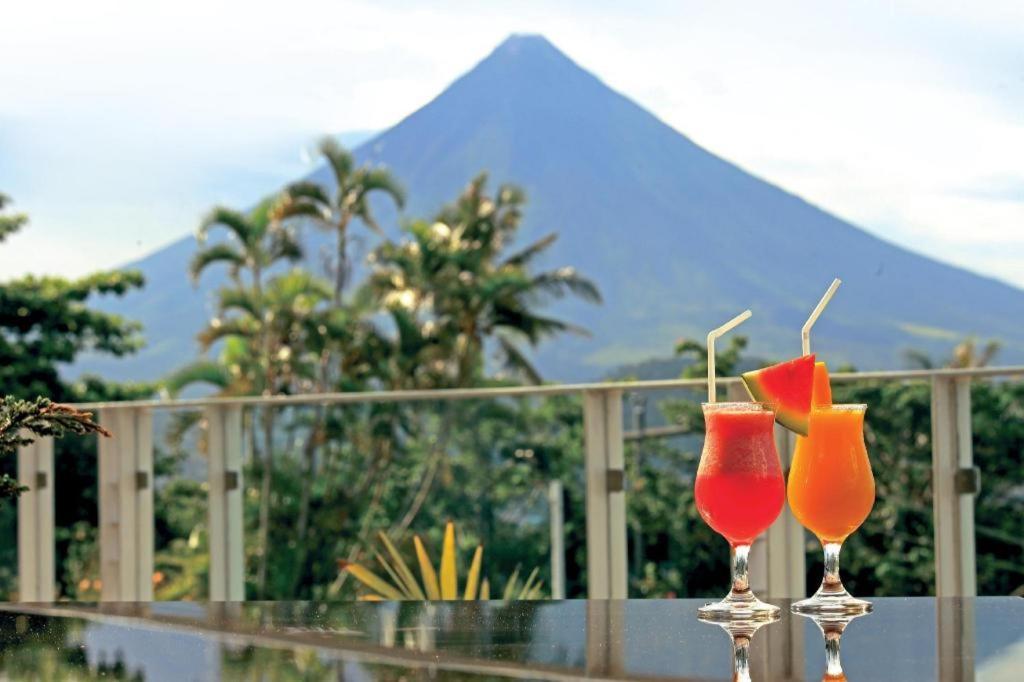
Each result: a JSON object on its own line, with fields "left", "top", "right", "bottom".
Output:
{"left": 695, "top": 402, "right": 784, "bottom": 619}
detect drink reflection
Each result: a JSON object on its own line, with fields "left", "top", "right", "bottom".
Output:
{"left": 699, "top": 612, "right": 780, "bottom": 682}
{"left": 794, "top": 603, "right": 872, "bottom": 681}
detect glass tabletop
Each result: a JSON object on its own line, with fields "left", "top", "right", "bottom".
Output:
{"left": 0, "top": 597, "right": 1019, "bottom": 680}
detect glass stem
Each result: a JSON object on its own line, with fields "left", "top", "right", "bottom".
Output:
{"left": 820, "top": 542, "right": 845, "bottom": 595}
{"left": 733, "top": 634, "right": 752, "bottom": 682}
{"left": 824, "top": 630, "right": 843, "bottom": 677}
{"left": 731, "top": 544, "right": 751, "bottom": 598}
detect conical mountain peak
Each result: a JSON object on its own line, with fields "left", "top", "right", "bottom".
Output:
{"left": 444, "top": 33, "right": 601, "bottom": 100}
{"left": 89, "top": 35, "right": 1024, "bottom": 383}
{"left": 489, "top": 33, "right": 564, "bottom": 61}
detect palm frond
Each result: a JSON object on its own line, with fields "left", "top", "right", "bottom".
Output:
{"left": 496, "top": 335, "right": 543, "bottom": 384}
{"left": 493, "top": 305, "right": 589, "bottom": 344}
{"left": 359, "top": 167, "right": 407, "bottom": 210}
{"left": 318, "top": 137, "right": 354, "bottom": 190}
{"left": 217, "top": 288, "right": 261, "bottom": 319}
{"left": 353, "top": 197, "right": 385, "bottom": 236}
{"left": 248, "top": 195, "right": 282, "bottom": 228}
{"left": 198, "top": 207, "right": 257, "bottom": 245}
{"left": 530, "top": 268, "right": 602, "bottom": 303}
{"left": 197, "top": 318, "right": 258, "bottom": 350}
{"left": 189, "top": 245, "right": 246, "bottom": 281}
{"left": 281, "top": 181, "right": 332, "bottom": 209}
{"left": 266, "top": 269, "right": 333, "bottom": 302}
{"left": 903, "top": 349, "right": 936, "bottom": 370}
{"left": 501, "top": 233, "right": 557, "bottom": 268}
{"left": 268, "top": 230, "right": 304, "bottom": 265}
{"left": 161, "top": 360, "right": 233, "bottom": 396}
{"left": 978, "top": 340, "right": 1002, "bottom": 367}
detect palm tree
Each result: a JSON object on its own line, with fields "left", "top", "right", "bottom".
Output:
{"left": 904, "top": 336, "right": 1002, "bottom": 369}
{"left": 191, "top": 198, "right": 302, "bottom": 290}
{"left": 274, "top": 137, "right": 405, "bottom": 305}
{"left": 188, "top": 199, "right": 305, "bottom": 598}
{"left": 369, "top": 173, "right": 601, "bottom": 386}
{"left": 272, "top": 139, "right": 405, "bottom": 580}
{"left": 365, "top": 174, "right": 601, "bottom": 534}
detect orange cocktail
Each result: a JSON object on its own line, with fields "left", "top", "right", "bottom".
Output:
{"left": 788, "top": 403, "right": 874, "bottom": 613}
{"left": 788, "top": 405, "right": 874, "bottom": 542}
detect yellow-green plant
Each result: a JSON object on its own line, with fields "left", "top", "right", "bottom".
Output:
{"left": 340, "top": 522, "right": 544, "bottom": 601}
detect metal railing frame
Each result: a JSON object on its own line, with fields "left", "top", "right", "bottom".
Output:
{"left": 15, "top": 365, "right": 1023, "bottom": 601}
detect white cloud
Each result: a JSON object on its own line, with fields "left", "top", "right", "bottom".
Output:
{"left": 1, "top": 0, "right": 1022, "bottom": 286}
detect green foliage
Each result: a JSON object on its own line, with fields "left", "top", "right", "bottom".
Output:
{"left": 0, "top": 271, "right": 146, "bottom": 401}
{"left": 0, "top": 190, "right": 153, "bottom": 598}
{"left": 0, "top": 397, "right": 110, "bottom": 503}
{"left": 276, "top": 136, "right": 405, "bottom": 301}
{"left": 905, "top": 336, "right": 1002, "bottom": 370}
{"left": 0, "top": 193, "right": 28, "bottom": 244}
{"left": 369, "top": 173, "right": 600, "bottom": 385}
{"left": 0, "top": 397, "right": 109, "bottom": 455}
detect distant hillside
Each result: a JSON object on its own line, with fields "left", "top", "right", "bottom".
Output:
{"left": 79, "top": 34, "right": 1024, "bottom": 383}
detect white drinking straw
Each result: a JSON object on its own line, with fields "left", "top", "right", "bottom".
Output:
{"left": 707, "top": 310, "right": 753, "bottom": 403}
{"left": 801, "top": 278, "right": 842, "bottom": 356}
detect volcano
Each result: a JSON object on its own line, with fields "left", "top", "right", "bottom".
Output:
{"left": 83, "top": 34, "right": 1024, "bottom": 382}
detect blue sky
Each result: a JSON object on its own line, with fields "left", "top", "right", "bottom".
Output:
{"left": 1, "top": 1, "right": 1022, "bottom": 286}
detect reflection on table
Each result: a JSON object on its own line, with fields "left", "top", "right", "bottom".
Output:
{"left": 793, "top": 603, "right": 872, "bottom": 681}
{"left": 0, "top": 597, "right": 1018, "bottom": 680}
{"left": 699, "top": 610, "right": 781, "bottom": 681}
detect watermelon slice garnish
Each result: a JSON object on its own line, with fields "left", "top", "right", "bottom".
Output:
{"left": 741, "top": 354, "right": 816, "bottom": 435}
{"left": 812, "top": 361, "right": 832, "bottom": 407}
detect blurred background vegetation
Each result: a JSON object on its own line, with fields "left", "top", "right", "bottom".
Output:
{"left": 0, "top": 146, "right": 1020, "bottom": 602}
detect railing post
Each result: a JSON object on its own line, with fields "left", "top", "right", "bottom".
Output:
{"left": 206, "top": 404, "right": 245, "bottom": 601}
{"left": 548, "top": 479, "right": 566, "bottom": 599}
{"left": 98, "top": 407, "right": 154, "bottom": 601}
{"left": 583, "top": 389, "right": 628, "bottom": 599}
{"left": 17, "top": 436, "right": 54, "bottom": 601}
{"left": 931, "top": 376, "right": 978, "bottom": 597}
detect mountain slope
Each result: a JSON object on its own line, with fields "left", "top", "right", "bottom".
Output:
{"left": 81, "top": 34, "right": 1024, "bottom": 382}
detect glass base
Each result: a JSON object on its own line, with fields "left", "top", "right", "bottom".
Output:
{"left": 792, "top": 588, "right": 873, "bottom": 616}
{"left": 698, "top": 589, "right": 781, "bottom": 622}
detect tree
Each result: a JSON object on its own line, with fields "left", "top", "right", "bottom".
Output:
{"left": 0, "top": 397, "right": 109, "bottom": 501}
{"left": 905, "top": 336, "right": 1002, "bottom": 370}
{"left": 275, "top": 137, "right": 406, "bottom": 304}
{"left": 358, "top": 174, "right": 602, "bottom": 557}
{"left": 188, "top": 198, "right": 304, "bottom": 598}
{"left": 0, "top": 193, "right": 28, "bottom": 244}
{"left": 369, "top": 173, "right": 601, "bottom": 386}
{"left": 0, "top": 192, "right": 152, "bottom": 598}
{"left": 272, "top": 140, "right": 406, "bottom": 583}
